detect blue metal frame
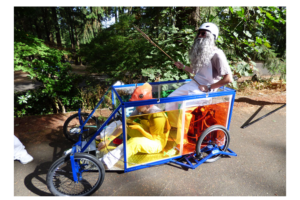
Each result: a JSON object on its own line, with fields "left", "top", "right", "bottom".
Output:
{"left": 66, "top": 88, "right": 125, "bottom": 182}
{"left": 169, "top": 148, "right": 237, "bottom": 170}
{"left": 121, "top": 105, "right": 127, "bottom": 170}
{"left": 66, "top": 79, "right": 236, "bottom": 178}
{"left": 111, "top": 79, "right": 236, "bottom": 173}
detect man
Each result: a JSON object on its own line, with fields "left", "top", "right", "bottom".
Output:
{"left": 97, "top": 83, "right": 170, "bottom": 169}
{"left": 168, "top": 22, "right": 233, "bottom": 101}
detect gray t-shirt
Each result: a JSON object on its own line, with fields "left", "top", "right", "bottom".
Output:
{"left": 211, "top": 49, "right": 232, "bottom": 80}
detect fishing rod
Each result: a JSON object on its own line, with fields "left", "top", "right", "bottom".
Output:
{"left": 133, "top": 25, "right": 201, "bottom": 86}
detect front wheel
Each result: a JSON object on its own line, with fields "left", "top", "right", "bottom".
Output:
{"left": 46, "top": 153, "right": 105, "bottom": 196}
{"left": 195, "top": 125, "right": 230, "bottom": 163}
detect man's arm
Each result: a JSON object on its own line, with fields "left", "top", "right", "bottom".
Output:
{"left": 199, "top": 74, "right": 232, "bottom": 92}
{"left": 199, "top": 51, "right": 233, "bottom": 92}
{"left": 211, "top": 74, "right": 233, "bottom": 89}
{"left": 174, "top": 62, "right": 193, "bottom": 73}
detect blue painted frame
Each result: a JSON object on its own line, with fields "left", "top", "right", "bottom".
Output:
{"left": 67, "top": 79, "right": 236, "bottom": 177}
{"left": 111, "top": 79, "right": 236, "bottom": 172}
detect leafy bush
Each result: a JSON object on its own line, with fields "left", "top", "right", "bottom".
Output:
{"left": 14, "top": 30, "right": 84, "bottom": 115}
{"left": 80, "top": 16, "right": 194, "bottom": 84}
{"left": 217, "top": 7, "right": 286, "bottom": 80}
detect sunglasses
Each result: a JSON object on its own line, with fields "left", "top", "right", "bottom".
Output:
{"left": 198, "top": 30, "right": 208, "bottom": 37}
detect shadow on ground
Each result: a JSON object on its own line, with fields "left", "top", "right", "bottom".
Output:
{"left": 235, "top": 97, "right": 285, "bottom": 106}
{"left": 23, "top": 126, "right": 72, "bottom": 196}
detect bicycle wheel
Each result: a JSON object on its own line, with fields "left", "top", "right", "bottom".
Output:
{"left": 46, "top": 153, "right": 105, "bottom": 196}
{"left": 63, "top": 113, "right": 99, "bottom": 143}
{"left": 195, "top": 125, "right": 230, "bottom": 163}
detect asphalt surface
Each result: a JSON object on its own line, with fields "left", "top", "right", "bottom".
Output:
{"left": 13, "top": 104, "right": 287, "bottom": 196}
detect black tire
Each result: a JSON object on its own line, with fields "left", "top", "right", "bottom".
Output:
{"left": 195, "top": 125, "right": 230, "bottom": 163}
{"left": 63, "top": 113, "right": 99, "bottom": 143}
{"left": 46, "top": 153, "right": 105, "bottom": 196}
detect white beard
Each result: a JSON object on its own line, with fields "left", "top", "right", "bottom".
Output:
{"left": 189, "top": 32, "right": 217, "bottom": 74}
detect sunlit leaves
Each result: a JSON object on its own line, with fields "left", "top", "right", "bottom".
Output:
{"left": 243, "top": 31, "right": 252, "bottom": 38}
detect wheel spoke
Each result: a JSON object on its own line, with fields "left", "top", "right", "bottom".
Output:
{"left": 47, "top": 154, "right": 104, "bottom": 196}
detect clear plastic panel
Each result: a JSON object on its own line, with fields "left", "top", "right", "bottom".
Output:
{"left": 181, "top": 95, "right": 232, "bottom": 155}
{"left": 97, "top": 84, "right": 232, "bottom": 170}
{"left": 124, "top": 94, "right": 232, "bottom": 167}
{"left": 94, "top": 88, "right": 124, "bottom": 171}
{"left": 114, "top": 81, "right": 188, "bottom": 102}
{"left": 125, "top": 104, "right": 182, "bottom": 168}
{"left": 95, "top": 88, "right": 122, "bottom": 126}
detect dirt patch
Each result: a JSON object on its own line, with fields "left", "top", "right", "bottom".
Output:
{"left": 14, "top": 109, "right": 112, "bottom": 145}
{"left": 235, "top": 86, "right": 286, "bottom": 108}
{"left": 234, "top": 75, "right": 286, "bottom": 108}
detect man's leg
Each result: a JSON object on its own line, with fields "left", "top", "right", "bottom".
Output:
{"left": 14, "top": 135, "right": 33, "bottom": 164}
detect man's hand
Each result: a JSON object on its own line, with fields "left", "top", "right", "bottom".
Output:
{"left": 198, "top": 85, "right": 209, "bottom": 92}
{"left": 174, "top": 61, "right": 184, "bottom": 69}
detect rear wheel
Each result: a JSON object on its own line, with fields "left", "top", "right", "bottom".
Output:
{"left": 63, "top": 113, "right": 99, "bottom": 143}
{"left": 46, "top": 153, "right": 105, "bottom": 196}
{"left": 195, "top": 125, "right": 230, "bottom": 163}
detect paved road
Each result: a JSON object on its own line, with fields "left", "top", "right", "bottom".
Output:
{"left": 14, "top": 104, "right": 286, "bottom": 196}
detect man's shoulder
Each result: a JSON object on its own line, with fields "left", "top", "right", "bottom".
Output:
{"left": 214, "top": 48, "right": 225, "bottom": 55}
{"left": 212, "top": 48, "right": 226, "bottom": 59}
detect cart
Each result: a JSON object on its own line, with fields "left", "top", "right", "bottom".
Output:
{"left": 46, "top": 79, "right": 237, "bottom": 196}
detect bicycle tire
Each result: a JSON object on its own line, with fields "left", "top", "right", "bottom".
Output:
{"left": 195, "top": 125, "right": 230, "bottom": 163}
{"left": 46, "top": 153, "right": 105, "bottom": 196}
{"left": 63, "top": 113, "right": 99, "bottom": 143}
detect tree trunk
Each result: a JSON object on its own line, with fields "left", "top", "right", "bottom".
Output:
{"left": 175, "top": 7, "right": 200, "bottom": 30}
{"left": 42, "top": 7, "right": 51, "bottom": 42}
{"left": 34, "top": 19, "right": 42, "bottom": 39}
{"left": 114, "top": 7, "right": 118, "bottom": 23}
{"left": 56, "top": 97, "right": 66, "bottom": 113}
{"left": 52, "top": 98, "right": 59, "bottom": 114}
{"left": 68, "top": 27, "right": 74, "bottom": 49}
{"left": 51, "top": 7, "right": 62, "bottom": 47}
{"left": 75, "top": 27, "right": 82, "bottom": 65}
{"left": 67, "top": 8, "right": 76, "bottom": 51}
{"left": 191, "top": 7, "right": 200, "bottom": 30}
{"left": 90, "top": 7, "right": 96, "bottom": 37}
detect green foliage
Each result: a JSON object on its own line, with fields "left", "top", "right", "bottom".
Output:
{"left": 216, "top": 6, "right": 286, "bottom": 80}
{"left": 14, "top": 30, "right": 78, "bottom": 94}
{"left": 80, "top": 12, "right": 194, "bottom": 84}
{"left": 140, "top": 26, "right": 194, "bottom": 82}
{"left": 14, "top": 30, "right": 84, "bottom": 115}
{"left": 80, "top": 7, "right": 286, "bottom": 87}
{"left": 14, "top": 7, "right": 286, "bottom": 118}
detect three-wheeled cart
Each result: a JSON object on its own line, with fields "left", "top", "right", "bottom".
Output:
{"left": 46, "top": 79, "right": 237, "bottom": 196}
